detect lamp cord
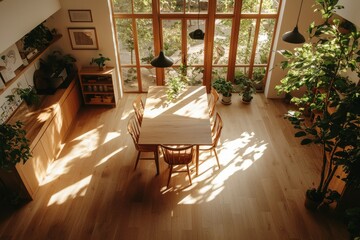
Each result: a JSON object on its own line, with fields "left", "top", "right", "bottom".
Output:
{"left": 296, "top": 0, "right": 304, "bottom": 26}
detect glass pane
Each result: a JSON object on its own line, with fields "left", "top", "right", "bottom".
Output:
{"left": 252, "top": 67, "right": 266, "bottom": 91}
{"left": 213, "top": 19, "right": 232, "bottom": 65}
{"left": 163, "top": 19, "right": 182, "bottom": 64}
{"left": 116, "top": 19, "right": 136, "bottom": 65}
{"left": 160, "top": 0, "right": 183, "bottom": 13}
{"left": 187, "top": 19, "right": 205, "bottom": 65}
{"left": 134, "top": 0, "right": 152, "bottom": 13}
{"left": 236, "top": 19, "right": 256, "bottom": 64}
{"left": 216, "top": 0, "right": 235, "bottom": 13}
{"left": 121, "top": 67, "right": 138, "bottom": 92}
{"left": 187, "top": 66, "right": 203, "bottom": 85}
{"left": 186, "top": 0, "right": 208, "bottom": 13}
{"left": 112, "top": 0, "right": 132, "bottom": 13}
{"left": 261, "top": 0, "right": 279, "bottom": 13}
{"left": 140, "top": 67, "right": 156, "bottom": 91}
{"left": 136, "top": 19, "right": 154, "bottom": 65}
{"left": 241, "top": 0, "right": 260, "bottom": 13}
{"left": 255, "top": 19, "right": 275, "bottom": 64}
{"left": 211, "top": 67, "right": 228, "bottom": 84}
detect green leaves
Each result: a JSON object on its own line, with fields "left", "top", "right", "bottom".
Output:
{"left": 301, "top": 139, "right": 313, "bottom": 145}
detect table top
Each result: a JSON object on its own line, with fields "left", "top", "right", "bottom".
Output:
{"left": 139, "top": 86, "right": 212, "bottom": 145}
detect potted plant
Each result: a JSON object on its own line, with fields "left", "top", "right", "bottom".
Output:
{"left": 16, "top": 86, "right": 40, "bottom": 107}
{"left": 90, "top": 54, "right": 110, "bottom": 70}
{"left": 276, "top": 0, "right": 360, "bottom": 210}
{"left": 0, "top": 121, "right": 32, "bottom": 202}
{"left": 36, "top": 51, "right": 77, "bottom": 93}
{"left": 212, "top": 77, "right": 233, "bottom": 105}
{"left": 252, "top": 68, "right": 266, "bottom": 92}
{"left": 234, "top": 72, "right": 257, "bottom": 103}
{"left": 23, "top": 22, "right": 54, "bottom": 52}
{"left": 165, "top": 75, "right": 187, "bottom": 102}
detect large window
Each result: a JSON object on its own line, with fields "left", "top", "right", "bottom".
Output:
{"left": 113, "top": 0, "right": 281, "bottom": 92}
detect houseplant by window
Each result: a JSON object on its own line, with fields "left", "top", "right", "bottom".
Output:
{"left": 212, "top": 77, "right": 233, "bottom": 105}
{"left": 276, "top": 0, "right": 360, "bottom": 210}
{"left": 90, "top": 54, "right": 110, "bottom": 70}
{"left": 234, "top": 72, "right": 257, "bottom": 103}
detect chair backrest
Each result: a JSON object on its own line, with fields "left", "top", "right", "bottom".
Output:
{"left": 211, "top": 113, "right": 223, "bottom": 147}
{"left": 209, "top": 87, "right": 219, "bottom": 117}
{"left": 133, "top": 95, "right": 144, "bottom": 124}
{"left": 127, "top": 115, "right": 141, "bottom": 149}
{"left": 160, "top": 145, "right": 195, "bottom": 165}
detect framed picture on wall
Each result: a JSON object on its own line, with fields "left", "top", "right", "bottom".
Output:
{"left": 68, "top": 27, "right": 99, "bottom": 50}
{"left": 68, "top": 9, "right": 93, "bottom": 22}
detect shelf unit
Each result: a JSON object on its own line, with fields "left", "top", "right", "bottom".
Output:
{"left": 0, "top": 34, "right": 62, "bottom": 95}
{"left": 78, "top": 67, "right": 116, "bottom": 106}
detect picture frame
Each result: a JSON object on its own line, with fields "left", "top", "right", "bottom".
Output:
{"left": 68, "top": 28, "right": 99, "bottom": 50}
{"left": 68, "top": 9, "right": 93, "bottom": 22}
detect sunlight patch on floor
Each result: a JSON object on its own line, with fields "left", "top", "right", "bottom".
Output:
{"left": 41, "top": 127, "right": 101, "bottom": 185}
{"left": 178, "top": 132, "right": 268, "bottom": 204}
{"left": 95, "top": 146, "right": 125, "bottom": 167}
{"left": 47, "top": 175, "right": 92, "bottom": 206}
{"left": 103, "top": 131, "right": 121, "bottom": 144}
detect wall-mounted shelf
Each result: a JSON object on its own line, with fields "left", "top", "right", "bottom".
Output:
{"left": 0, "top": 34, "right": 62, "bottom": 95}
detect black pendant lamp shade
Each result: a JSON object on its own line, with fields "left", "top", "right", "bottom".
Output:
{"left": 282, "top": 0, "right": 305, "bottom": 44}
{"left": 189, "top": 0, "right": 205, "bottom": 40}
{"left": 282, "top": 26, "right": 305, "bottom": 44}
{"left": 150, "top": 50, "right": 174, "bottom": 68}
{"left": 189, "top": 29, "right": 205, "bottom": 40}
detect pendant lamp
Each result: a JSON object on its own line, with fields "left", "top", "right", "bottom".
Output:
{"left": 282, "top": 0, "right": 305, "bottom": 44}
{"left": 189, "top": 0, "right": 205, "bottom": 40}
{"left": 151, "top": 18, "right": 174, "bottom": 68}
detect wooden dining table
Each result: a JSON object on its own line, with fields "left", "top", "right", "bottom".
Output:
{"left": 138, "top": 86, "right": 212, "bottom": 175}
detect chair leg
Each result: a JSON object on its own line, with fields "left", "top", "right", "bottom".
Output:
{"left": 167, "top": 165, "right": 173, "bottom": 188}
{"left": 213, "top": 149, "right": 220, "bottom": 169}
{"left": 134, "top": 151, "right": 141, "bottom": 170}
{"left": 154, "top": 150, "right": 159, "bottom": 176}
{"left": 186, "top": 164, "right": 192, "bottom": 185}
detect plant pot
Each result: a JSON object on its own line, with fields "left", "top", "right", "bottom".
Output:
{"left": 221, "top": 94, "right": 232, "bottom": 105}
{"left": 241, "top": 96, "right": 253, "bottom": 104}
{"left": 304, "top": 189, "right": 324, "bottom": 211}
{"left": 304, "top": 196, "right": 322, "bottom": 211}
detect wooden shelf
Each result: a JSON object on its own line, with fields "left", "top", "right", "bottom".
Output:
{"left": 0, "top": 34, "right": 62, "bottom": 95}
{"left": 79, "top": 67, "right": 116, "bottom": 107}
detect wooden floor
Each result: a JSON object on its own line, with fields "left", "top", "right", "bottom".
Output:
{"left": 0, "top": 94, "right": 349, "bottom": 240}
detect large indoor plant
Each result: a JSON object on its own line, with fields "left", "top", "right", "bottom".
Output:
{"left": 212, "top": 77, "right": 234, "bottom": 105}
{"left": 276, "top": 0, "right": 360, "bottom": 210}
{"left": 0, "top": 121, "right": 32, "bottom": 202}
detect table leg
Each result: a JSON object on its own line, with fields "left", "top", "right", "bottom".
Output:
{"left": 196, "top": 145, "right": 199, "bottom": 175}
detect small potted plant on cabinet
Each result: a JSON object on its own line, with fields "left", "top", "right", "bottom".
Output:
{"left": 16, "top": 86, "right": 40, "bottom": 107}
{"left": 90, "top": 54, "right": 110, "bottom": 70}
{"left": 212, "top": 77, "right": 233, "bottom": 105}
{"left": 0, "top": 121, "right": 32, "bottom": 203}
{"left": 234, "top": 72, "right": 258, "bottom": 104}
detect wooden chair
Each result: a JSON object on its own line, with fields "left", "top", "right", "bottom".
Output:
{"left": 200, "top": 112, "right": 223, "bottom": 169}
{"left": 160, "top": 145, "right": 195, "bottom": 188}
{"left": 209, "top": 87, "right": 219, "bottom": 118}
{"left": 127, "top": 115, "right": 159, "bottom": 175}
{"left": 132, "top": 95, "right": 144, "bottom": 125}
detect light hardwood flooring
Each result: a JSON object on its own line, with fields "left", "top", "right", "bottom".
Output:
{"left": 0, "top": 93, "right": 349, "bottom": 239}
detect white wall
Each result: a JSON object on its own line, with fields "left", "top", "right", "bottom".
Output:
{"left": 265, "top": 0, "right": 321, "bottom": 98}
{"left": 337, "top": 0, "right": 360, "bottom": 27}
{"left": 0, "top": 0, "right": 61, "bottom": 53}
{"left": 48, "top": 0, "right": 122, "bottom": 97}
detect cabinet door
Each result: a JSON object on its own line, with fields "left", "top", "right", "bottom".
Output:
{"left": 61, "top": 82, "right": 81, "bottom": 135}
{"left": 42, "top": 118, "right": 61, "bottom": 162}
{"left": 16, "top": 141, "right": 49, "bottom": 198}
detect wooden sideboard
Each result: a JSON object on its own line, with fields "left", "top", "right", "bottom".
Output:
{"left": 6, "top": 76, "right": 81, "bottom": 200}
